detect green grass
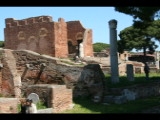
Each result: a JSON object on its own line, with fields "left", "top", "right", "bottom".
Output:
{"left": 105, "top": 73, "right": 160, "bottom": 88}
{"left": 62, "top": 96, "right": 160, "bottom": 113}
{"left": 0, "top": 94, "right": 3, "bottom": 97}
{"left": 36, "top": 100, "right": 47, "bottom": 109}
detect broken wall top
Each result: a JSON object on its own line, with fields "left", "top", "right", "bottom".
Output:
{"left": 5, "top": 15, "right": 86, "bottom": 29}
{"left": 5, "top": 16, "right": 54, "bottom": 28}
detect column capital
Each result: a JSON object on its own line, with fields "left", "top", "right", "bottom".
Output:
{"left": 108, "top": 19, "right": 117, "bottom": 29}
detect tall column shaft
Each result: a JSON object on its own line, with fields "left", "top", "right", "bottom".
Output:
{"left": 109, "top": 19, "right": 119, "bottom": 83}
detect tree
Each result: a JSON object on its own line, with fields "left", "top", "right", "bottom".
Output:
{"left": 93, "top": 42, "right": 110, "bottom": 52}
{"left": 115, "top": 7, "right": 160, "bottom": 22}
{"left": 115, "top": 7, "right": 160, "bottom": 62}
{"left": 118, "top": 25, "right": 158, "bottom": 59}
{"left": 0, "top": 41, "right": 4, "bottom": 48}
{"left": 146, "top": 20, "right": 160, "bottom": 40}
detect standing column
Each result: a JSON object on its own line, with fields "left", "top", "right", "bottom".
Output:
{"left": 108, "top": 19, "right": 119, "bottom": 83}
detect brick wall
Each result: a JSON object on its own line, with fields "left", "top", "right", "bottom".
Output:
{"left": 0, "top": 49, "right": 83, "bottom": 98}
{"left": 4, "top": 16, "right": 55, "bottom": 57}
{"left": 54, "top": 18, "right": 68, "bottom": 58}
{"left": 0, "top": 98, "right": 19, "bottom": 113}
{"left": 25, "top": 84, "right": 73, "bottom": 113}
{"left": 4, "top": 16, "right": 93, "bottom": 58}
{"left": 83, "top": 29, "right": 93, "bottom": 57}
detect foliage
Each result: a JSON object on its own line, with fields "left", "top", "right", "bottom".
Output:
{"left": 0, "top": 41, "right": 4, "bottom": 48}
{"left": 147, "top": 20, "right": 160, "bottom": 40}
{"left": 105, "top": 73, "right": 160, "bottom": 88}
{"left": 115, "top": 7, "right": 160, "bottom": 58}
{"left": 0, "top": 94, "right": 3, "bottom": 97}
{"left": 117, "top": 25, "right": 159, "bottom": 54}
{"left": 114, "top": 7, "right": 160, "bottom": 23}
{"left": 36, "top": 100, "right": 47, "bottom": 109}
{"left": 93, "top": 42, "right": 110, "bottom": 52}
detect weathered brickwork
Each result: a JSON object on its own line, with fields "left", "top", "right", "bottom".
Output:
{"left": 1, "top": 49, "right": 21, "bottom": 97}
{"left": 0, "top": 98, "right": 19, "bottom": 113}
{"left": 4, "top": 16, "right": 93, "bottom": 58}
{"left": 25, "top": 84, "right": 73, "bottom": 113}
{"left": 0, "top": 49, "right": 83, "bottom": 97}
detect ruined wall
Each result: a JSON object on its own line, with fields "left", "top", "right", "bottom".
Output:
{"left": 48, "top": 85, "right": 72, "bottom": 113}
{"left": 119, "top": 51, "right": 131, "bottom": 61}
{"left": 67, "top": 21, "right": 93, "bottom": 57}
{"left": 4, "top": 16, "right": 56, "bottom": 57}
{"left": 54, "top": 18, "right": 68, "bottom": 58}
{"left": 25, "top": 84, "right": 73, "bottom": 113}
{"left": 4, "top": 16, "right": 93, "bottom": 58}
{"left": 1, "top": 49, "right": 21, "bottom": 97}
{"left": 108, "top": 81, "right": 160, "bottom": 99}
{"left": 0, "top": 49, "right": 105, "bottom": 100}
{"left": 11, "top": 50, "right": 83, "bottom": 96}
{"left": 0, "top": 49, "right": 83, "bottom": 97}
{"left": 83, "top": 29, "right": 93, "bottom": 57}
{"left": 0, "top": 98, "right": 19, "bottom": 113}
{"left": 67, "top": 21, "right": 85, "bottom": 46}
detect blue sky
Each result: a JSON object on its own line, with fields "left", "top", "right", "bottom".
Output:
{"left": 0, "top": 7, "right": 159, "bottom": 51}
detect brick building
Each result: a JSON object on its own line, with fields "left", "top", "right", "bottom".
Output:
{"left": 4, "top": 16, "right": 93, "bottom": 58}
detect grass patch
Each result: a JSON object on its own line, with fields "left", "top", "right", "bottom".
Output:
{"left": 62, "top": 96, "right": 160, "bottom": 113}
{"left": 0, "top": 94, "right": 3, "bottom": 97}
{"left": 105, "top": 73, "right": 160, "bottom": 88}
{"left": 36, "top": 100, "right": 47, "bottom": 109}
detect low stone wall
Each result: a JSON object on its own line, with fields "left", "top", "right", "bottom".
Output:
{"left": 0, "top": 98, "right": 19, "bottom": 113}
{"left": 26, "top": 84, "right": 73, "bottom": 113}
{"left": 94, "top": 52, "right": 109, "bottom": 57}
{"left": 108, "top": 81, "right": 160, "bottom": 99}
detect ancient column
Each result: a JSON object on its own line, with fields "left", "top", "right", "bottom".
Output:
{"left": 108, "top": 19, "right": 119, "bottom": 83}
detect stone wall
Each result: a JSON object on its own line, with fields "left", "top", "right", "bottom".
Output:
{"left": 4, "top": 16, "right": 93, "bottom": 58}
{"left": 108, "top": 81, "right": 160, "bottom": 99}
{"left": 0, "top": 98, "right": 19, "bottom": 113}
{"left": 11, "top": 50, "right": 83, "bottom": 97}
{"left": 1, "top": 49, "right": 21, "bottom": 97}
{"left": 0, "top": 49, "right": 84, "bottom": 97}
{"left": 54, "top": 18, "right": 68, "bottom": 58}
{"left": 25, "top": 84, "right": 73, "bottom": 113}
{"left": 0, "top": 49, "right": 105, "bottom": 99}
{"left": 4, "top": 16, "right": 56, "bottom": 57}
{"left": 94, "top": 52, "right": 109, "bottom": 57}
{"left": 83, "top": 29, "right": 94, "bottom": 57}
{"left": 67, "top": 21, "right": 85, "bottom": 46}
